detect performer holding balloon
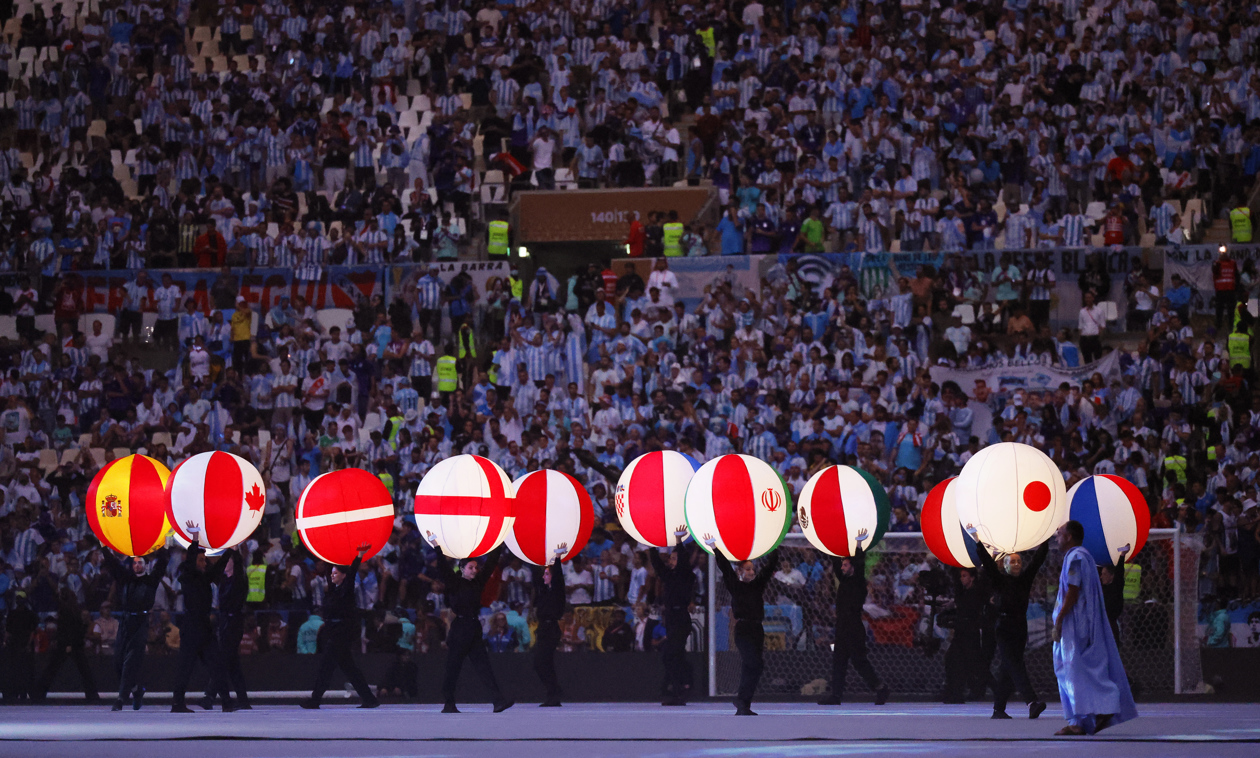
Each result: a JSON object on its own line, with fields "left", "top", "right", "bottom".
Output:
{"left": 171, "top": 525, "right": 235, "bottom": 713}
{"left": 202, "top": 546, "right": 250, "bottom": 710}
{"left": 104, "top": 547, "right": 169, "bottom": 711}
{"left": 301, "top": 541, "right": 379, "bottom": 709}
{"left": 818, "top": 531, "right": 889, "bottom": 706}
{"left": 530, "top": 545, "right": 570, "bottom": 707}
{"left": 648, "top": 528, "right": 695, "bottom": 706}
{"left": 703, "top": 534, "right": 776, "bottom": 716}
{"left": 433, "top": 542, "right": 514, "bottom": 714}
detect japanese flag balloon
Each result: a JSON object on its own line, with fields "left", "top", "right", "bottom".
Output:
{"left": 297, "top": 468, "right": 396, "bottom": 566}
{"left": 166, "top": 452, "right": 266, "bottom": 551}
{"left": 414, "top": 454, "right": 514, "bottom": 559}
{"left": 1067, "top": 474, "right": 1151, "bottom": 567}
{"left": 954, "top": 442, "right": 1068, "bottom": 555}
{"left": 921, "top": 477, "right": 983, "bottom": 568}
{"left": 87, "top": 455, "right": 173, "bottom": 556}
{"left": 616, "top": 451, "right": 701, "bottom": 548}
{"left": 684, "top": 454, "right": 792, "bottom": 561}
{"left": 797, "top": 466, "right": 891, "bottom": 556}
{"left": 505, "top": 470, "right": 594, "bottom": 565}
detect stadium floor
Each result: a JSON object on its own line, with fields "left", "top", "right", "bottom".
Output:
{"left": 0, "top": 702, "right": 1255, "bottom": 757}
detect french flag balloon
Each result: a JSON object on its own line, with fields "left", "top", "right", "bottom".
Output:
{"left": 1067, "top": 474, "right": 1151, "bottom": 567}
{"left": 616, "top": 451, "right": 701, "bottom": 548}
{"left": 954, "top": 442, "right": 1068, "bottom": 555}
{"left": 414, "top": 455, "right": 514, "bottom": 559}
{"left": 921, "top": 477, "right": 983, "bottom": 568}
{"left": 166, "top": 452, "right": 266, "bottom": 551}
{"left": 506, "top": 470, "right": 594, "bottom": 566}
{"left": 797, "top": 465, "right": 891, "bottom": 557}
{"left": 684, "top": 454, "right": 792, "bottom": 561}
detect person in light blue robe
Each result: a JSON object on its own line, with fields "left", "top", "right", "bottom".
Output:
{"left": 1051, "top": 520, "right": 1138, "bottom": 735}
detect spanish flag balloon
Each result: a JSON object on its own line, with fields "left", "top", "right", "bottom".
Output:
{"left": 87, "top": 454, "right": 173, "bottom": 556}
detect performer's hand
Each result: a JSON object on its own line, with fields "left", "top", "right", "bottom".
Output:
{"left": 965, "top": 524, "right": 978, "bottom": 539}
{"left": 185, "top": 521, "right": 200, "bottom": 543}
{"left": 1118, "top": 543, "right": 1131, "bottom": 557}
{"left": 356, "top": 541, "right": 371, "bottom": 556}
{"left": 674, "top": 525, "right": 688, "bottom": 538}
{"left": 855, "top": 528, "right": 868, "bottom": 543}
{"left": 702, "top": 533, "right": 716, "bottom": 548}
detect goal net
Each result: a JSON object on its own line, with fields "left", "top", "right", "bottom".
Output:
{"left": 708, "top": 530, "right": 1201, "bottom": 700}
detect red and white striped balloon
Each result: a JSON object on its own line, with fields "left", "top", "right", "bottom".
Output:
{"left": 616, "top": 451, "right": 701, "bottom": 548}
{"left": 414, "top": 454, "right": 514, "bottom": 559}
{"left": 684, "top": 454, "right": 792, "bottom": 561}
{"left": 921, "top": 477, "right": 983, "bottom": 568}
{"left": 166, "top": 452, "right": 266, "bottom": 551}
{"left": 297, "top": 468, "right": 396, "bottom": 566}
{"left": 797, "top": 465, "right": 891, "bottom": 557}
{"left": 505, "top": 470, "right": 594, "bottom": 565}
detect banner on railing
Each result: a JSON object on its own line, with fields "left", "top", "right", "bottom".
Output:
{"left": 1164, "top": 244, "right": 1260, "bottom": 311}
{"left": 928, "top": 350, "right": 1123, "bottom": 395}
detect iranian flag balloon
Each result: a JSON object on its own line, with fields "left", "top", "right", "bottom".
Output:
{"left": 616, "top": 451, "right": 701, "bottom": 548}
{"left": 297, "top": 468, "right": 396, "bottom": 565}
{"left": 414, "top": 454, "right": 514, "bottom": 559}
{"left": 1067, "top": 474, "right": 1151, "bottom": 567}
{"left": 684, "top": 454, "right": 792, "bottom": 561}
{"left": 86, "top": 454, "right": 174, "bottom": 556}
{"left": 797, "top": 465, "right": 891, "bottom": 557}
{"left": 921, "top": 477, "right": 983, "bottom": 568}
{"left": 953, "top": 442, "right": 1068, "bottom": 555}
{"left": 505, "top": 470, "right": 594, "bottom": 565}
{"left": 166, "top": 452, "right": 266, "bottom": 551}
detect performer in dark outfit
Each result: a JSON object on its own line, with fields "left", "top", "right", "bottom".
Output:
{"left": 301, "top": 541, "right": 379, "bottom": 708}
{"left": 432, "top": 540, "right": 513, "bottom": 713}
{"left": 648, "top": 527, "right": 695, "bottom": 706}
{"left": 818, "top": 530, "right": 889, "bottom": 706}
{"left": 202, "top": 546, "right": 250, "bottom": 710}
{"left": 704, "top": 534, "right": 776, "bottom": 715}
{"left": 531, "top": 545, "right": 570, "bottom": 707}
{"left": 103, "top": 547, "right": 168, "bottom": 710}
{"left": 34, "top": 587, "right": 99, "bottom": 702}
{"left": 943, "top": 566, "right": 987, "bottom": 703}
{"left": 1100, "top": 546, "right": 1131, "bottom": 646}
{"left": 974, "top": 535, "right": 1050, "bottom": 719}
{"left": 171, "top": 526, "right": 235, "bottom": 712}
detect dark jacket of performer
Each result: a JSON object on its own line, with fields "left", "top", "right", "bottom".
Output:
{"left": 977, "top": 541, "right": 1049, "bottom": 713}
{"left": 35, "top": 589, "right": 98, "bottom": 701}
{"left": 435, "top": 545, "right": 510, "bottom": 711}
{"left": 531, "top": 558, "right": 567, "bottom": 704}
{"left": 943, "top": 566, "right": 989, "bottom": 702}
{"left": 204, "top": 548, "right": 249, "bottom": 707}
{"left": 822, "top": 543, "right": 887, "bottom": 704}
{"left": 172, "top": 540, "right": 234, "bottom": 710}
{"left": 649, "top": 541, "right": 696, "bottom": 704}
{"left": 104, "top": 548, "right": 168, "bottom": 708}
{"left": 1101, "top": 561, "right": 1126, "bottom": 644}
{"left": 714, "top": 548, "right": 776, "bottom": 711}
{"left": 307, "top": 553, "right": 378, "bottom": 707}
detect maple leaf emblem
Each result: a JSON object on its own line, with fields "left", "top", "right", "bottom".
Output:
{"left": 245, "top": 483, "right": 265, "bottom": 513}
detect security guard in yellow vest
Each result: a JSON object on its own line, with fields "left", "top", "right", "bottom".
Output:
{"left": 1163, "top": 443, "right": 1187, "bottom": 485}
{"left": 488, "top": 219, "right": 510, "bottom": 256}
{"left": 1123, "top": 563, "right": 1142, "bottom": 602}
{"left": 1230, "top": 204, "right": 1252, "bottom": 243}
{"left": 663, "top": 210, "right": 684, "bottom": 256}
{"left": 246, "top": 560, "right": 266, "bottom": 603}
{"left": 436, "top": 344, "right": 458, "bottom": 394}
{"left": 1229, "top": 328, "right": 1251, "bottom": 368}
{"left": 508, "top": 267, "right": 524, "bottom": 300}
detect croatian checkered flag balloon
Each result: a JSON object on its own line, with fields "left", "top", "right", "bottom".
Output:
{"left": 505, "top": 470, "right": 594, "bottom": 566}
{"left": 797, "top": 465, "right": 891, "bottom": 556}
{"left": 684, "top": 454, "right": 792, "bottom": 561}
{"left": 954, "top": 442, "right": 1068, "bottom": 555}
{"left": 166, "top": 452, "right": 266, "bottom": 551}
{"left": 414, "top": 454, "right": 514, "bottom": 559}
{"left": 921, "top": 477, "right": 983, "bottom": 568}
{"left": 1067, "top": 474, "right": 1151, "bottom": 567}
{"left": 616, "top": 451, "right": 701, "bottom": 548}
{"left": 297, "top": 468, "right": 396, "bottom": 566}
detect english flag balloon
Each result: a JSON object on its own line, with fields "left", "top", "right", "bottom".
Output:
{"left": 684, "top": 454, "right": 792, "bottom": 561}
{"left": 616, "top": 451, "right": 701, "bottom": 548}
{"left": 505, "top": 470, "right": 594, "bottom": 565}
{"left": 797, "top": 465, "right": 891, "bottom": 556}
{"left": 87, "top": 455, "right": 173, "bottom": 556}
{"left": 414, "top": 454, "right": 514, "bottom": 559}
{"left": 1067, "top": 474, "right": 1151, "bottom": 567}
{"left": 921, "top": 477, "right": 983, "bottom": 568}
{"left": 953, "top": 442, "right": 1068, "bottom": 554}
{"left": 297, "top": 468, "right": 396, "bottom": 565}
{"left": 166, "top": 452, "right": 266, "bottom": 551}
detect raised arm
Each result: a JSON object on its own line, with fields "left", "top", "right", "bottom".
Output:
{"left": 144, "top": 548, "right": 170, "bottom": 588}
{"left": 1026, "top": 540, "right": 1050, "bottom": 579}
{"left": 648, "top": 547, "right": 667, "bottom": 574}
{"left": 756, "top": 549, "right": 779, "bottom": 587}
{"left": 975, "top": 541, "right": 1000, "bottom": 574}
{"left": 475, "top": 546, "right": 502, "bottom": 590}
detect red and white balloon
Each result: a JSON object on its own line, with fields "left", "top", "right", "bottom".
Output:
{"left": 1067, "top": 474, "right": 1151, "bottom": 567}
{"left": 953, "top": 442, "right": 1068, "bottom": 555}
{"left": 684, "top": 454, "right": 792, "bottom": 561}
{"left": 166, "top": 451, "right": 266, "bottom": 551}
{"left": 921, "top": 477, "right": 983, "bottom": 568}
{"left": 414, "top": 454, "right": 514, "bottom": 559}
{"left": 616, "top": 451, "right": 701, "bottom": 548}
{"left": 297, "top": 468, "right": 396, "bottom": 565}
{"left": 505, "top": 470, "right": 594, "bottom": 565}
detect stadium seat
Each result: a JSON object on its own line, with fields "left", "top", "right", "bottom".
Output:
{"left": 1101, "top": 301, "right": 1118, "bottom": 321}
{"left": 398, "top": 110, "right": 419, "bottom": 129}
{"left": 0, "top": 316, "right": 16, "bottom": 341}
{"left": 412, "top": 94, "right": 431, "bottom": 112}
{"left": 191, "top": 26, "right": 213, "bottom": 43}
{"left": 554, "top": 168, "right": 578, "bottom": 190}
{"left": 1183, "top": 198, "right": 1204, "bottom": 228}
{"left": 141, "top": 312, "right": 158, "bottom": 342}
{"left": 77, "top": 434, "right": 92, "bottom": 450}
{"left": 34, "top": 314, "right": 55, "bottom": 335}
{"left": 88, "top": 448, "right": 107, "bottom": 467}
{"left": 239, "top": 24, "right": 254, "bottom": 41}
{"left": 38, "top": 449, "right": 59, "bottom": 473}
{"left": 480, "top": 183, "right": 508, "bottom": 205}
{"left": 112, "top": 447, "right": 132, "bottom": 462}
{"left": 258, "top": 429, "right": 271, "bottom": 452}
{"left": 316, "top": 308, "right": 354, "bottom": 333}
{"left": 151, "top": 432, "right": 173, "bottom": 450}
{"left": 59, "top": 449, "right": 79, "bottom": 466}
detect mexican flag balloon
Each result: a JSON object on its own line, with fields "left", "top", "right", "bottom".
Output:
{"left": 505, "top": 470, "right": 594, "bottom": 565}
{"left": 797, "top": 465, "right": 890, "bottom": 557}
{"left": 616, "top": 451, "right": 701, "bottom": 548}
{"left": 166, "top": 451, "right": 266, "bottom": 551}
{"left": 684, "top": 454, "right": 792, "bottom": 561}
{"left": 87, "top": 454, "right": 173, "bottom": 556}
{"left": 414, "top": 454, "right": 514, "bottom": 559}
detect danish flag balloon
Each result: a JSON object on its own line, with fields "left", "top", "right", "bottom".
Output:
{"left": 414, "top": 454, "right": 514, "bottom": 559}
{"left": 616, "top": 451, "right": 701, "bottom": 548}
{"left": 797, "top": 465, "right": 891, "bottom": 556}
{"left": 684, "top": 454, "right": 792, "bottom": 561}
{"left": 87, "top": 454, "right": 173, "bottom": 556}
{"left": 1067, "top": 474, "right": 1151, "bottom": 567}
{"left": 953, "top": 442, "right": 1068, "bottom": 555}
{"left": 166, "top": 452, "right": 266, "bottom": 551}
{"left": 505, "top": 470, "right": 594, "bottom": 565}
{"left": 921, "top": 477, "right": 983, "bottom": 568}
{"left": 297, "top": 468, "right": 396, "bottom": 565}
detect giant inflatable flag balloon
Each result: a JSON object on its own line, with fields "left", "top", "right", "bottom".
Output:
{"left": 616, "top": 451, "right": 701, "bottom": 548}
{"left": 87, "top": 454, "right": 173, "bottom": 556}
{"left": 1067, "top": 474, "right": 1151, "bottom": 567}
{"left": 797, "top": 465, "right": 890, "bottom": 557}
{"left": 414, "top": 454, "right": 514, "bottom": 559}
{"left": 921, "top": 477, "right": 983, "bottom": 568}
{"left": 684, "top": 454, "right": 792, "bottom": 561}
{"left": 297, "top": 468, "right": 396, "bottom": 565}
{"left": 166, "top": 451, "right": 266, "bottom": 551}
{"left": 953, "top": 442, "right": 1068, "bottom": 554}
{"left": 505, "top": 470, "right": 594, "bottom": 565}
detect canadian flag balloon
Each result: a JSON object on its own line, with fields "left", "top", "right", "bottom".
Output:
{"left": 414, "top": 455, "right": 514, "bottom": 559}
{"left": 921, "top": 477, "right": 984, "bottom": 568}
{"left": 953, "top": 442, "right": 1068, "bottom": 555}
{"left": 616, "top": 451, "right": 701, "bottom": 548}
{"left": 797, "top": 465, "right": 891, "bottom": 557}
{"left": 505, "top": 470, "right": 594, "bottom": 565}
{"left": 1067, "top": 474, "right": 1151, "bottom": 567}
{"left": 166, "top": 452, "right": 266, "bottom": 551}
{"left": 684, "top": 454, "right": 792, "bottom": 561}
{"left": 297, "top": 468, "right": 396, "bottom": 565}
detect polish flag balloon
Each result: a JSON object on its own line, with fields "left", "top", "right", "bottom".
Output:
{"left": 87, "top": 455, "right": 173, "bottom": 556}
{"left": 414, "top": 455, "right": 514, "bottom": 559}
{"left": 684, "top": 454, "right": 792, "bottom": 561}
{"left": 505, "top": 470, "right": 594, "bottom": 565}
{"left": 1067, "top": 474, "right": 1151, "bottom": 567}
{"left": 166, "top": 452, "right": 266, "bottom": 551}
{"left": 921, "top": 477, "right": 984, "bottom": 568}
{"left": 797, "top": 465, "right": 891, "bottom": 557}
{"left": 616, "top": 451, "right": 701, "bottom": 548}
{"left": 953, "top": 442, "right": 1068, "bottom": 555}
{"left": 297, "top": 468, "right": 396, "bottom": 565}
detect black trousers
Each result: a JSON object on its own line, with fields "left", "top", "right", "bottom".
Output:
{"left": 172, "top": 619, "right": 231, "bottom": 707}
{"left": 442, "top": 617, "right": 503, "bottom": 704}
{"left": 36, "top": 645, "right": 98, "bottom": 700}
{"left": 1216, "top": 289, "right": 1237, "bottom": 331}
{"left": 733, "top": 620, "right": 764, "bottom": 706}
{"left": 661, "top": 609, "right": 693, "bottom": 699}
{"left": 311, "top": 620, "right": 376, "bottom": 704}
{"left": 832, "top": 614, "right": 881, "bottom": 698}
{"left": 206, "top": 614, "right": 248, "bottom": 705}
{"left": 1080, "top": 335, "right": 1104, "bottom": 364}
{"left": 992, "top": 623, "right": 1036, "bottom": 712}
{"left": 1, "top": 643, "right": 34, "bottom": 700}
{"left": 1029, "top": 299, "right": 1050, "bottom": 329}
{"left": 943, "top": 624, "right": 984, "bottom": 701}
{"left": 115, "top": 614, "right": 148, "bottom": 700}
{"left": 533, "top": 620, "right": 561, "bottom": 701}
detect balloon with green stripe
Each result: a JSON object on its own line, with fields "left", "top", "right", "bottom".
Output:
{"left": 796, "top": 465, "right": 891, "bottom": 557}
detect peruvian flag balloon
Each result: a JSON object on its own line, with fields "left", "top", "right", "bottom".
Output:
{"left": 166, "top": 451, "right": 266, "bottom": 551}
{"left": 505, "top": 470, "right": 594, "bottom": 565}
{"left": 414, "top": 454, "right": 514, "bottom": 559}
{"left": 797, "top": 465, "right": 890, "bottom": 557}
{"left": 684, "top": 454, "right": 792, "bottom": 561}
{"left": 953, "top": 442, "right": 1068, "bottom": 555}
{"left": 921, "top": 477, "right": 984, "bottom": 568}
{"left": 1067, "top": 474, "right": 1151, "bottom": 567}
{"left": 616, "top": 451, "right": 701, "bottom": 548}
{"left": 297, "top": 468, "right": 396, "bottom": 566}
{"left": 87, "top": 454, "right": 173, "bottom": 557}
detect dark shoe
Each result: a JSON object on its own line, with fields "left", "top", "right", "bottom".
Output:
{"left": 816, "top": 695, "right": 842, "bottom": 706}
{"left": 358, "top": 701, "right": 380, "bottom": 709}
{"left": 299, "top": 699, "right": 320, "bottom": 710}
{"left": 992, "top": 710, "right": 1013, "bottom": 719}
{"left": 493, "top": 700, "right": 514, "bottom": 713}
{"left": 222, "top": 702, "right": 237, "bottom": 713}
{"left": 132, "top": 688, "right": 145, "bottom": 711}
{"left": 237, "top": 703, "right": 253, "bottom": 710}
{"left": 170, "top": 704, "right": 195, "bottom": 713}
{"left": 441, "top": 703, "right": 460, "bottom": 714}
{"left": 734, "top": 702, "right": 758, "bottom": 716}
{"left": 1029, "top": 701, "right": 1047, "bottom": 720}
{"left": 1093, "top": 713, "right": 1115, "bottom": 733}
{"left": 875, "top": 686, "right": 889, "bottom": 705}
{"left": 199, "top": 696, "right": 215, "bottom": 711}
{"left": 539, "top": 700, "right": 562, "bottom": 707}
{"left": 111, "top": 700, "right": 124, "bottom": 712}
